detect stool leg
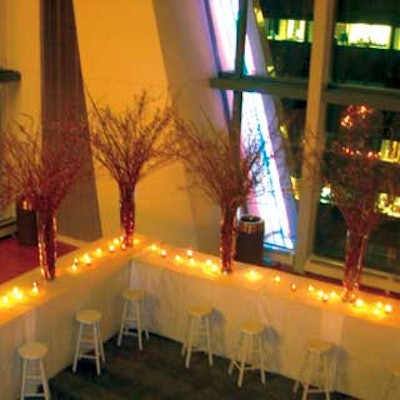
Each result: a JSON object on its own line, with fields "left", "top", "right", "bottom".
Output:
{"left": 135, "top": 302, "right": 143, "bottom": 351}
{"left": 141, "top": 300, "right": 150, "bottom": 341}
{"left": 229, "top": 334, "right": 242, "bottom": 375}
{"left": 72, "top": 324, "right": 83, "bottom": 373}
{"left": 93, "top": 324, "right": 101, "bottom": 376}
{"left": 20, "top": 359, "right": 27, "bottom": 400}
{"left": 97, "top": 321, "right": 106, "bottom": 362}
{"left": 117, "top": 300, "right": 128, "bottom": 347}
{"left": 185, "top": 317, "right": 195, "bottom": 368}
{"left": 322, "top": 353, "right": 331, "bottom": 400}
{"left": 257, "top": 335, "right": 266, "bottom": 385}
{"left": 39, "top": 359, "right": 51, "bottom": 400}
{"left": 238, "top": 332, "right": 249, "bottom": 388}
{"left": 205, "top": 316, "right": 213, "bottom": 366}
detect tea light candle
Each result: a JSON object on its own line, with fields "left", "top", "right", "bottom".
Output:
{"left": 174, "top": 255, "right": 182, "bottom": 262}
{"left": 95, "top": 248, "right": 103, "bottom": 257}
{"left": 273, "top": 275, "right": 281, "bottom": 283}
{"left": 160, "top": 249, "right": 167, "bottom": 258}
{"left": 384, "top": 304, "right": 393, "bottom": 314}
{"left": 290, "top": 282, "right": 297, "bottom": 292}
{"left": 108, "top": 244, "right": 115, "bottom": 253}
{"left": 186, "top": 249, "right": 194, "bottom": 258}
{"left": 121, "top": 243, "right": 127, "bottom": 250}
{"left": 31, "top": 282, "right": 39, "bottom": 294}
{"left": 83, "top": 253, "right": 92, "bottom": 265}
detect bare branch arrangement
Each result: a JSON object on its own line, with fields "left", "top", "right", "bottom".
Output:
{"left": 88, "top": 89, "right": 175, "bottom": 247}
{"left": 0, "top": 115, "right": 86, "bottom": 279}
{"left": 173, "top": 117, "right": 266, "bottom": 273}
{"left": 302, "top": 105, "right": 400, "bottom": 300}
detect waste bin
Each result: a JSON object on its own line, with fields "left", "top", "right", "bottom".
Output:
{"left": 16, "top": 199, "right": 37, "bottom": 246}
{"left": 235, "top": 215, "right": 264, "bottom": 265}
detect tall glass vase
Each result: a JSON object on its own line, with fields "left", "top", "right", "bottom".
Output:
{"left": 220, "top": 206, "right": 237, "bottom": 274}
{"left": 119, "top": 186, "right": 135, "bottom": 248}
{"left": 37, "top": 209, "right": 57, "bottom": 281}
{"left": 342, "top": 229, "right": 369, "bottom": 302}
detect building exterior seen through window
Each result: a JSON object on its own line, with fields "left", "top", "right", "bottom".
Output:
{"left": 209, "top": 0, "right": 400, "bottom": 279}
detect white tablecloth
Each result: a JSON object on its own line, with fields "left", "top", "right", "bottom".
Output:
{"left": 131, "top": 243, "right": 400, "bottom": 400}
{"left": 1, "top": 235, "right": 399, "bottom": 399}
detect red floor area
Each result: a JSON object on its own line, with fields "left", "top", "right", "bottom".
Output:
{"left": 0, "top": 237, "right": 77, "bottom": 285}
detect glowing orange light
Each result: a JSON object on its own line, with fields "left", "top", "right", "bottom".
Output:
{"left": 95, "top": 248, "right": 103, "bottom": 257}
{"left": 121, "top": 243, "right": 126, "bottom": 250}
{"left": 31, "top": 282, "right": 39, "bottom": 295}
{"left": 108, "top": 244, "right": 115, "bottom": 253}
{"left": 83, "top": 253, "right": 92, "bottom": 265}
{"left": 307, "top": 285, "right": 315, "bottom": 292}
{"left": 384, "top": 304, "right": 393, "bottom": 314}
{"left": 186, "top": 249, "right": 194, "bottom": 258}
{"left": 160, "top": 249, "right": 167, "bottom": 257}
{"left": 150, "top": 244, "right": 158, "bottom": 251}
{"left": 355, "top": 298, "right": 364, "bottom": 308}
{"left": 290, "top": 282, "right": 297, "bottom": 291}
{"left": 273, "top": 275, "right": 281, "bottom": 283}
{"left": 174, "top": 255, "right": 182, "bottom": 262}
{"left": 322, "top": 293, "right": 329, "bottom": 303}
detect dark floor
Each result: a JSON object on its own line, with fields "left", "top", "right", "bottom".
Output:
{"left": 49, "top": 334, "right": 357, "bottom": 400}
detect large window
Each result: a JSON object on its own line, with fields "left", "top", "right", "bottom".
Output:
{"left": 208, "top": 0, "right": 400, "bottom": 285}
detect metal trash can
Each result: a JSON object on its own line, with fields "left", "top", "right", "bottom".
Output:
{"left": 16, "top": 199, "right": 37, "bottom": 246}
{"left": 235, "top": 215, "right": 265, "bottom": 265}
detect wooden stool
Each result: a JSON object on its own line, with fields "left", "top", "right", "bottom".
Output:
{"left": 18, "top": 341, "right": 51, "bottom": 400}
{"left": 117, "top": 288, "right": 149, "bottom": 350}
{"left": 181, "top": 304, "right": 213, "bottom": 368}
{"left": 383, "top": 363, "right": 400, "bottom": 399}
{"left": 228, "top": 320, "right": 266, "bottom": 388}
{"left": 293, "top": 339, "right": 335, "bottom": 400}
{"left": 72, "top": 309, "right": 105, "bottom": 376}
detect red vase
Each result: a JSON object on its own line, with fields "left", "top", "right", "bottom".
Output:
{"left": 37, "top": 210, "right": 57, "bottom": 280}
{"left": 342, "top": 229, "right": 369, "bottom": 302}
{"left": 220, "top": 207, "right": 237, "bottom": 274}
{"left": 119, "top": 187, "right": 135, "bottom": 248}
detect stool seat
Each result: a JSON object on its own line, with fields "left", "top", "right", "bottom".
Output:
{"left": 240, "top": 320, "right": 264, "bottom": 335}
{"left": 122, "top": 288, "right": 146, "bottom": 302}
{"left": 18, "top": 342, "right": 48, "bottom": 360}
{"left": 73, "top": 309, "right": 105, "bottom": 376}
{"left": 307, "top": 339, "right": 334, "bottom": 353}
{"left": 188, "top": 304, "right": 213, "bottom": 318}
{"left": 76, "top": 309, "right": 102, "bottom": 325}
{"left": 18, "top": 341, "right": 50, "bottom": 400}
{"left": 293, "top": 339, "right": 335, "bottom": 400}
{"left": 117, "top": 288, "right": 149, "bottom": 350}
{"left": 229, "top": 319, "right": 266, "bottom": 388}
{"left": 182, "top": 304, "right": 214, "bottom": 368}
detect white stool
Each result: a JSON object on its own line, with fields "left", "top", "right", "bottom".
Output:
{"left": 181, "top": 304, "right": 213, "bottom": 368}
{"left": 293, "top": 339, "right": 335, "bottom": 400}
{"left": 228, "top": 320, "right": 266, "bottom": 388}
{"left": 18, "top": 341, "right": 51, "bottom": 400}
{"left": 383, "top": 363, "right": 400, "bottom": 399}
{"left": 117, "top": 288, "right": 149, "bottom": 350}
{"left": 72, "top": 309, "right": 105, "bottom": 376}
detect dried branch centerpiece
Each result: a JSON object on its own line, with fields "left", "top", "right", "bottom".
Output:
{"left": 0, "top": 116, "right": 85, "bottom": 280}
{"left": 173, "top": 118, "right": 265, "bottom": 274}
{"left": 307, "top": 105, "right": 400, "bottom": 301}
{"left": 88, "top": 90, "right": 174, "bottom": 248}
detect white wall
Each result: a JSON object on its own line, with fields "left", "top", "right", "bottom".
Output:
{"left": 0, "top": 0, "right": 41, "bottom": 220}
